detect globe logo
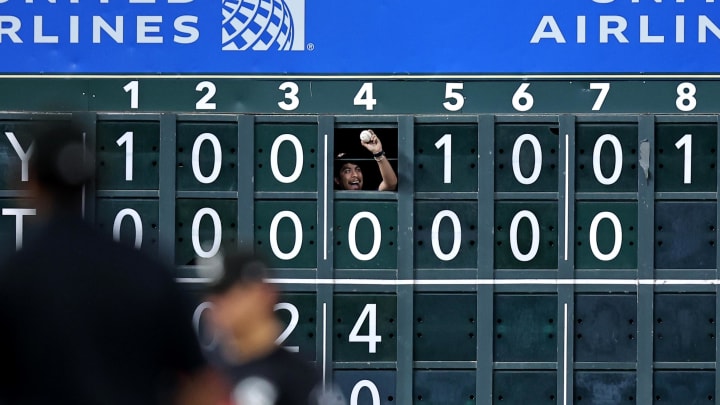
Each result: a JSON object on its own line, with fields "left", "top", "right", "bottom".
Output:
{"left": 222, "top": 0, "right": 304, "bottom": 51}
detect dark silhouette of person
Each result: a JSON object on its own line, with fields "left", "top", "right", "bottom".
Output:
{"left": 0, "top": 121, "right": 226, "bottom": 405}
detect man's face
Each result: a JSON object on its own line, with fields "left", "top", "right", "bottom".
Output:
{"left": 209, "top": 283, "right": 273, "bottom": 337}
{"left": 336, "top": 163, "right": 363, "bottom": 190}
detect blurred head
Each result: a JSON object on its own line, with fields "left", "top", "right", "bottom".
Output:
{"left": 27, "top": 121, "right": 94, "bottom": 213}
{"left": 335, "top": 161, "right": 363, "bottom": 190}
{"left": 206, "top": 253, "right": 278, "bottom": 338}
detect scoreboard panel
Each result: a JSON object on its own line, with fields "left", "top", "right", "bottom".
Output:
{"left": 2, "top": 77, "right": 720, "bottom": 404}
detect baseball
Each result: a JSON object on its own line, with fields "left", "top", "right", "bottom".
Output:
{"left": 359, "top": 130, "right": 372, "bottom": 143}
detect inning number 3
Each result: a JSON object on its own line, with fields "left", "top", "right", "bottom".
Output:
{"left": 278, "top": 81, "right": 300, "bottom": 111}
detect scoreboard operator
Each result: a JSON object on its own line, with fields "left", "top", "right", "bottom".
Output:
{"left": 334, "top": 129, "right": 398, "bottom": 191}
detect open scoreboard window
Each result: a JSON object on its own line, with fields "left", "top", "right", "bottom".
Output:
{"left": 334, "top": 126, "right": 398, "bottom": 192}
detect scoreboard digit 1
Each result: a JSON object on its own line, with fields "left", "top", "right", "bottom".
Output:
{"left": 2, "top": 77, "right": 720, "bottom": 404}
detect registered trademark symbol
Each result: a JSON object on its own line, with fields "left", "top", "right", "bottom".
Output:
{"left": 306, "top": 43, "right": 315, "bottom": 51}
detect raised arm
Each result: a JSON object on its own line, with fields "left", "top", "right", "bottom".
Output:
{"left": 360, "top": 130, "right": 398, "bottom": 191}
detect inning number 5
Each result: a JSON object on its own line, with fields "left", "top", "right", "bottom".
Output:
{"left": 443, "top": 83, "right": 464, "bottom": 111}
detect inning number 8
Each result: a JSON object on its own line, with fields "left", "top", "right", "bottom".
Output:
{"left": 676, "top": 82, "right": 697, "bottom": 112}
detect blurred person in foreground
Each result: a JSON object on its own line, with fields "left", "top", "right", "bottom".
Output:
{"left": 206, "top": 252, "right": 332, "bottom": 405}
{"left": 0, "top": 121, "right": 226, "bottom": 405}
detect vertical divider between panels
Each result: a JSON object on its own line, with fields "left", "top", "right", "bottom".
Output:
{"left": 159, "top": 113, "right": 177, "bottom": 268}
{"left": 637, "top": 114, "right": 655, "bottom": 405}
{"left": 237, "top": 115, "right": 254, "bottom": 249}
{"left": 558, "top": 114, "right": 576, "bottom": 405}
{"left": 317, "top": 115, "right": 335, "bottom": 389}
{"left": 396, "top": 115, "right": 415, "bottom": 405}
{"left": 75, "top": 112, "right": 97, "bottom": 223}
{"left": 477, "top": 114, "right": 495, "bottom": 405}
{"left": 715, "top": 114, "right": 720, "bottom": 404}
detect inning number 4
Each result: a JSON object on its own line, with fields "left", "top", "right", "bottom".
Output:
{"left": 354, "top": 83, "right": 377, "bottom": 111}
{"left": 349, "top": 304, "right": 382, "bottom": 353}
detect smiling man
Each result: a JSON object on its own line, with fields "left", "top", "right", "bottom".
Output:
{"left": 334, "top": 129, "right": 398, "bottom": 191}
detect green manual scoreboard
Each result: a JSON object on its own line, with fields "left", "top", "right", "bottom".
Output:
{"left": 2, "top": 77, "right": 720, "bottom": 404}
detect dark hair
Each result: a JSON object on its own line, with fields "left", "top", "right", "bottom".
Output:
{"left": 334, "top": 152, "right": 362, "bottom": 177}
{"left": 206, "top": 251, "right": 270, "bottom": 294}
{"left": 29, "top": 121, "right": 95, "bottom": 207}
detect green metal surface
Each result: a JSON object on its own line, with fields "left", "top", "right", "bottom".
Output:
{"left": 174, "top": 198, "right": 238, "bottom": 265}
{"left": 655, "top": 123, "right": 717, "bottom": 193}
{"left": 0, "top": 198, "right": 34, "bottom": 261}
{"left": 576, "top": 123, "right": 638, "bottom": 193}
{"left": 655, "top": 202, "right": 717, "bottom": 269}
{"left": 0, "top": 105, "right": 719, "bottom": 404}
{"left": 653, "top": 371, "right": 715, "bottom": 404}
{"left": 176, "top": 122, "right": 238, "bottom": 191}
{"left": 574, "top": 372, "right": 636, "bottom": 404}
{"left": 574, "top": 294, "right": 637, "bottom": 362}
{"left": 413, "top": 294, "right": 477, "bottom": 361}
{"left": 276, "top": 293, "right": 318, "bottom": 362}
{"left": 493, "top": 371, "right": 557, "bottom": 404}
{"left": 494, "top": 201, "right": 558, "bottom": 270}
{"left": 96, "top": 121, "right": 160, "bottom": 190}
{"left": 0, "top": 120, "right": 40, "bottom": 191}
{"left": 254, "top": 200, "right": 318, "bottom": 268}
{"left": 494, "top": 294, "right": 558, "bottom": 362}
{"left": 495, "top": 124, "right": 559, "bottom": 192}
{"left": 95, "top": 198, "right": 159, "bottom": 256}
{"left": 3, "top": 78, "right": 720, "bottom": 113}
{"left": 333, "top": 294, "right": 397, "bottom": 362}
{"left": 413, "top": 370, "right": 475, "bottom": 405}
{"left": 333, "top": 370, "right": 396, "bottom": 405}
{"left": 575, "top": 202, "right": 637, "bottom": 270}
{"left": 255, "top": 124, "right": 318, "bottom": 192}
{"left": 413, "top": 201, "right": 477, "bottom": 269}
{"left": 654, "top": 294, "right": 716, "bottom": 362}
{"left": 333, "top": 201, "right": 397, "bottom": 270}
{"left": 414, "top": 125, "right": 478, "bottom": 192}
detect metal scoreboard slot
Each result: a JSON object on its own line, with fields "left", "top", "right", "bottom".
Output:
{"left": 95, "top": 121, "right": 160, "bottom": 191}
{"left": 255, "top": 124, "right": 318, "bottom": 192}
{"left": 175, "top": 198, "right": 237, "bottom": 266}
{"left": 2, "top": 78, "right": 720, "bottom": 405}
{"left": 254, "top": 200, "right": 318, "bottom": 268}
{"left": 176, "top": 122, "right": 238, "bottom": 192}
{"left": 414, "top": 124, "right": 478, "bottom": 193}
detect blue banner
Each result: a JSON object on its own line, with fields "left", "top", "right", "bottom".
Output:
{"left": 0, "top": 0, "right": 718, "bottom": 74}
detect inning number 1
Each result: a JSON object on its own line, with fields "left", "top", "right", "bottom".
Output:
{"left": 124, "top": 80, "right": 139, "bottom": 109}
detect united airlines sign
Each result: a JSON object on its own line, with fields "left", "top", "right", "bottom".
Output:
{"left": 0, "top": 0, "right": 717, "bottom": 74}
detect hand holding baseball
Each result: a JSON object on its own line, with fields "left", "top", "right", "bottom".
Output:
{"left": 360, "top": 129, "right": 383, "bottom": 154}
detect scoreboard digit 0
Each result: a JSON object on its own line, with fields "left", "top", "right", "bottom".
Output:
{"left": 1, "top": 77, "right": 720, "bottom": 404}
